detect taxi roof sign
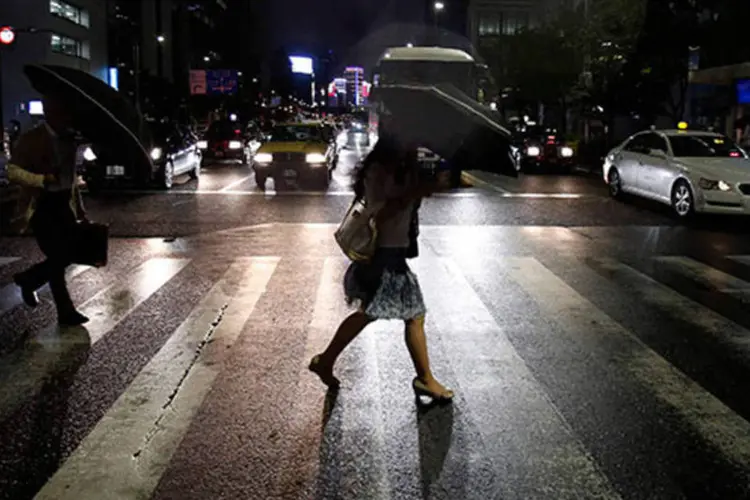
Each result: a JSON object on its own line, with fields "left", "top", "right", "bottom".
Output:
{"left": 0, "top": 26, "right": 15, "bottom": 45}
{"left": 677, "top": 121, "right": 688, "bottom": 130}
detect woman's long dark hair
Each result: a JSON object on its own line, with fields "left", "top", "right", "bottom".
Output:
{"left": 352, "top": 132, "right": 403, "bottom": 199}
{"left": 352, "top": 133, "right": 422, "bottom": 199}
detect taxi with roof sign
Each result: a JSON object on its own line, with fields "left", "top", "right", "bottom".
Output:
{"left": 252, "top": 121, "right": 338, "bottom": 189}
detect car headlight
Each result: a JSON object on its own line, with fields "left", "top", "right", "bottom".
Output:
{"left": 197, "top": 140, "right": 208, "bottom": 149}
{"left": 83, "top": 147, "right": 97, "bottom": 162}
{"left": 229, "top": 141, "right": 242, "bottom": 150}
{"left": 698, "top": 178, "right": 732, "bottom": 191}
{"left": 306, "top": 153, "right": 326, "bottom": 164}
{"left": 255, "top": 153, "right": 273, "bottom": 163}
{"left": 150, "top": 148, "right": 163, "bottom": 161}
{"left": 526, "top": 146, "right": 540, "bottom": 157}
{"left": 560, "top": 146, "right": 574, "bottom": 158}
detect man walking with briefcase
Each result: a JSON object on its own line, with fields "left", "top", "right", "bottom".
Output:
{"left": 7, "top": 96, "right": 92, "bottom": 326}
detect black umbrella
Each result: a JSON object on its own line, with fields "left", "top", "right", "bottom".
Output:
{"left": 23, "top": 64, "right": 153, "bottom": 178}
{"left": 372, "top": 83, "right": 518, "bottom": 177}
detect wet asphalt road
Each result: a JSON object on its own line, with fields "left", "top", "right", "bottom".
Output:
{"left": 1, "top": 147, "right": 750, "bottom": 499}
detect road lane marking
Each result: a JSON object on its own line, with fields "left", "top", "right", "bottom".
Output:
{"left": 654, "top": 256, "right": 750, "bottom": 300}
{"left": 0, "top": 264, "right": 88, "bottom": 316}
{"left": 35, "top": 257, "right": 279, "bottom": 500}
{"left": 0, "top": 258, "right": 190, "bottom": 422}
{"left": 86, "top": 188, "right": 484, "bottom": 197}
{"left": 0, "top": 257, "right": 20, "bottom": 267}
{"left": 412, "top": 257, "right": 621, "bottom": 498}
{"left": 461, "top": 171, "right": 510, "bottom": 193}
{"left": 498, "top": 192, "right": 587, "bottom": 199}
{"left": 516, "top": 257, "right": 750, "bottom": 471}
{"left": 218, "top": 175, "right": 254, "bottom": 192}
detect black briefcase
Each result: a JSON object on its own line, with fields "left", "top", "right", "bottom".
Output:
{"left": 73, "top": 221, "right": 109, "bottom": 267}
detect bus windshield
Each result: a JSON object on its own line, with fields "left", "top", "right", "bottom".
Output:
{"left": 377, "top": 60, "right": 474, "bottom": 94}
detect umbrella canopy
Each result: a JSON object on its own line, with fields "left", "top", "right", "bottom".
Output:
{"left": 372, "top": 83, "right": 518, "bottom": 177}
{"left": 23, "top": 64, "right": 153, "bottom": 178}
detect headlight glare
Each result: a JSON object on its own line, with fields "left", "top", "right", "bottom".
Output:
{"left": 255, "top": 153, "right": 273, "bottom": 163}
{"left": 560, "top": 146, "right": 574, "bottom": 157}
{"left": 526, "top": 146, "right": 540, "bottom": 157}
{"left": 718, "top": 180, "right": 732, "bottom": 191}
{"left": 229, "top": 141, "right": 242, "bottom": 150}
{"left": 197, "top": 140, "right": 208, "bottom": 149}
{"left": 150, "top": 148, "right": 163, "bottom": 161}
{"left": 306, "top": 153, "right": 326, "bottom": 164}
{"left": 83, "top": 147, "right": 97, "bottom": 162}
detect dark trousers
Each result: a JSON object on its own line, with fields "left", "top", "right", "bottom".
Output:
{"left": 17, "top": 191, "right": 77, "bottom": 314}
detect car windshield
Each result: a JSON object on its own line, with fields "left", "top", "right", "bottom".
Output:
{"left": 668, "top": 135, "right": 747, "bottom": 158}
{"left": 269, "top": 125, "right": 322, "bottom": 142}
{"left": 207, "top": 121, "right": 242, "bottom": 139}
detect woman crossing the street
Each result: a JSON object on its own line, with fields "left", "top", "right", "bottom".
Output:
{"left": 309, "top": 134, "right": 454, "bottom": 403}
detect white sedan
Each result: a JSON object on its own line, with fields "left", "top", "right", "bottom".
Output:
{"left": 603, "top": 129, "right": 750, "bottom": 218}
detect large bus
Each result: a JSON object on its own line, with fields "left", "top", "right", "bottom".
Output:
{"left": 369, "top": 46, "right": 496, "bottom": 135}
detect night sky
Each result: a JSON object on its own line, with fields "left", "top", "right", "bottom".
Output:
{"left": 268, "top": 0, "right": 428, "bottom": 71}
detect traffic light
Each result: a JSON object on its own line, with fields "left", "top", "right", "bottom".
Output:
{"left": 0, "top": 26, "right": 15, "bottom": 46}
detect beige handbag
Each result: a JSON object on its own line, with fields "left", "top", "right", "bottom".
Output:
{"left": 334, "top": 196, "right": 385, "bottom": 262}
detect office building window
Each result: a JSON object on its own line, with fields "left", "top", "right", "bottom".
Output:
{"left": 478, "top": 15, "right": 501, "bottom": 36}
{"left": 502, "top": 12, "right": 529, "bottom": 35}
{"left": 478, "top": 11, "right": 530, "bottom": 36}
{"left": 50, "top": 0, "right": 90, "bottom": 28}
{"left": 50, "top": 33, "right": 89, "bottom": 59}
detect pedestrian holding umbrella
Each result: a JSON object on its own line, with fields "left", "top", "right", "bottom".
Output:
{"left": 372, "top": 82, "right": 518, "bottom": 178}
{"left": 8, "top": 64, "right": 152, "bottom": 326}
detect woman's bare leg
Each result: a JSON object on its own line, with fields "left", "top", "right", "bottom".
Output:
{"left": 404, "top": 315, "right": 453, "bottom": 397}
{"left": 313, "top": 311, "right": 373, "bottom": 379}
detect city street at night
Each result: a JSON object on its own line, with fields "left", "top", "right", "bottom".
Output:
{"left": 2, "top": 148, "right": 750, "bottom": 499}
{"left": 2, "top": 0, "right": 750, "bottom": 497}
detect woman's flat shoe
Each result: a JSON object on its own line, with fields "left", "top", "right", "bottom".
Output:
{"left": 309, "top": 355, "right": 340, "bottom": 390}
{"left": 412, "top": 377, "right": 454, "bottom": 404}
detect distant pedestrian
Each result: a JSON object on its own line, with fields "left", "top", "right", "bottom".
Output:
{"left": 309, "top": 134, "right": 454, "bottom": 403}
{"left": 7, "top": 95, "right": 90, "bottom": 326}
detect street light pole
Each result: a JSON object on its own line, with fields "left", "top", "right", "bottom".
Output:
{"left": 133, "top": 43, "right": 142, "bottom": 114}
{"left": 433, "top": 2, "right": 445, "bottom": 45}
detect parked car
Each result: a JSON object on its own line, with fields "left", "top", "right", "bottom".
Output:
{"left": 82, "top": 121, "right": 201, "bottom": 192}
{"left": 603, "top": 128, "right": 750, "bottom": 218}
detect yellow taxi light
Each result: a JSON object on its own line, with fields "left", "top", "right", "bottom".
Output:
{"left": 677, "top": 121, "right": 688, "bottom": 130}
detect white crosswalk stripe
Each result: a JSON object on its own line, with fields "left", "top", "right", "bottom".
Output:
{"left": 654, "top": 255, "right": 750, "bottom": 299}
{"left": 0, "top": 258, "right": 189, "bottom": 423}
{"left": 0, "top": 248, "right": 749, "bottom": 497}
{"left": 36, "top": 257, "right": 278, "bottom": 500}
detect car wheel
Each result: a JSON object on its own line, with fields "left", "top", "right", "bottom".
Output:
{"left": 189, "top": 161, "right": 201, "bottom": 180}
{"left": 607, "top": 168, "right": 623, "bottom": 199}
{"left": 255, "top": 174, "right": 267, "bottom": 190}
{"left": 158, "top": 161, "right": 174, "bottom": 190}
{"left": 671, "top": 179, "right": 695, "bottom": 219}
